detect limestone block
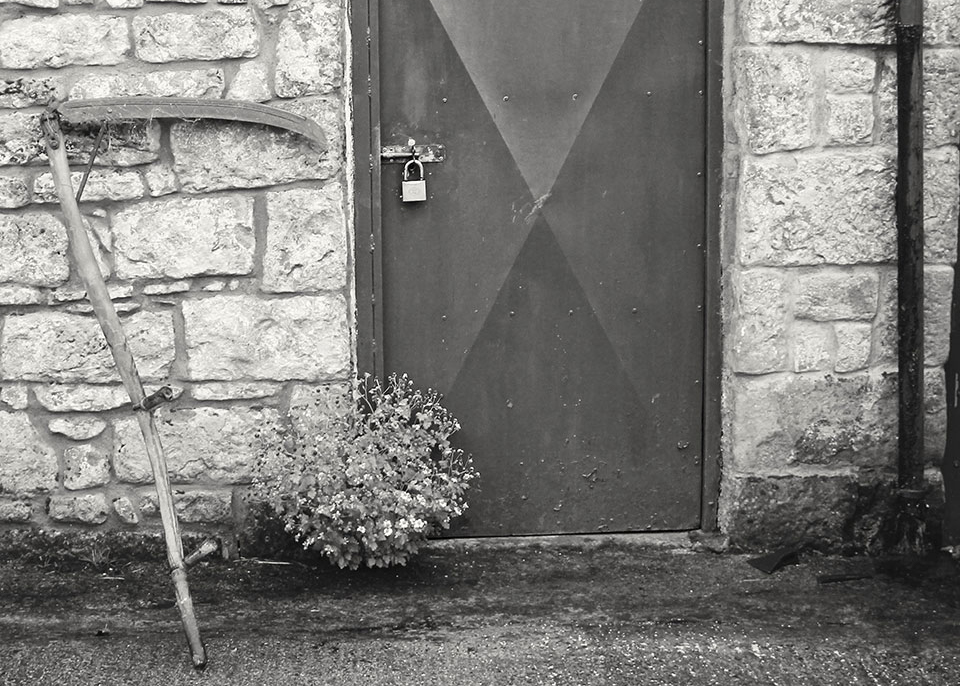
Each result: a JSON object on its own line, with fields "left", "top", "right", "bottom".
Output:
{"left": 0, "top": 176, "right": 30, "bottom": 208}
{"left": 825, "top": 95, "right": 874, "bottom": 146}
{"left": 48, "top": 417, "right": 107, "bottom": 441}
{"left": 925, "top": 147, "right": 960, "bottom": 264}
{"left": 143, "top": 281, "right": 190, "bottom": 295}
{"left": 114, "top": 407, "right": 279, "bottom": 484}
{"left": 0, "top": 412, "right": 58, "bottom": 494}
{"left": 113, "top": 195, "right": 255, "bottom": 280}
{"left": 0, "top": 285, "right": 44, "bottom": 306}
{"left": 141, "top": 490, "right": 232, "bottom": 523}
{"left": 734, "top": 48, "right": 815, "bottom": 154}
{"left": 0, "top": 384, "right": 29, "bottom": 410}
{"left": 183, "top": 295, "right": 350, "bottom": 381}
{"left": 825, "top": 52, "right": 876, "bottom": 93}
{"left": 924, "top": 50, "right": 960, "bottom": 147}
{"left": 112, "top": 497, "right": 139, "bottom": 525}
{"left": 263, "top": 184, "right": 346, "bottom": 292}
{"left": 134, "top": 8, "right": 260, "bottom": 63}
{"left": 0, "top": 311, "right": 175, "bottom": 383}
{"left": 730, "top": 270, "right": 788, "bottom": 374}
{"left": 69, "top": 69, "right": 225, "bottom": 100}
{"left": 0, "top": 76, "right": 62, "bottom": 108}
{"left": 0, "top": 0, "right": 59, "bottom": 8}
{"left": 63, "top": 445, "right": 111, "bottom": 490}
{"left": 271, "top": 95, "right": 343, "bottom": 178}
{"left": 0, "top": 112, "right": 43, "bottom": 166}
{"left": 227, "top": 62, "right": 271, "bottom": 102}
{"left": 33, "top": 384, "right": 129, "bottom": 412}
{"left": 48, "top": 494, "right": 109, "bottom": 524}
{"left": 729, "top": 371, "right": 897, "bottom": 473}
{"left": 191, "top": 381, "right": 282, "bottom": 401}
{"left": 171, "top": 120, "right": 327, "bottom": 192}
{"left": 106, "top": 0, "right": 144, "bottom": 7}
{"left": 874, "top": 266, "right": 954, "bottom": 367}
{"left": 0, "top": 500, "right": 32, "bottom": 523}
{"left": 834, "top": 322, "right": 872, "bottom": 373}
{"left": 33, "top": 170, "right": 145, "bottom": 204}
{"left": 927, "top": 0, "right": 960, "bottom": 44}
{"left": 0, "top": 213, "right": 69, "bottom": 287}
{"left": 144, "top": 164, "right": 179, "bottom": 197}
{"left": 740, "top": 0, "right": 890, "bottom": 45}
{"left": 791, "top": 321, "right": 835, "bottom": 373}
{"left": 795, "top": 270, "right": 880, "bottom": 321}
{"left": 738, "top": 152, "right": 895, "bottom": 266}
{"left": 926, "top": 367, "right": 948, "bottom": 464}
{"left": 720, "top": 475, "right": 858, "bottom": 553}
{"left": 0, "top": 15, "right": 129, "bottom": 69}
{"left": 275, "top": 0, "right": 343, "bottom": 97}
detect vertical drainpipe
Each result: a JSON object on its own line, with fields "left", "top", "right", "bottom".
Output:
{"left": 895, "top": 0, "right": 926, "bottom": 551}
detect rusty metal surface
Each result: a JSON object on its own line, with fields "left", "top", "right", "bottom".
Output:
{"left": 375, "top": 0, "right": 708, "bottom": 535}
{"left": 57, "top": 97, "right": 327, "bottom": 147}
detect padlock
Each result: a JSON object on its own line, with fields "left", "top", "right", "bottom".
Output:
{"left": 401, "top": 159, "right": 427, "bottom": 202}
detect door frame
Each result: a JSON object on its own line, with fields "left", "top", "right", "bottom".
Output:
{"left": 351, "top": 0, "right": 724, "bottom": 531}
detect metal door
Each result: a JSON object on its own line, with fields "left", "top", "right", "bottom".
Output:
{"left": 361, "top": 0, "right": 711, "bottom": 536}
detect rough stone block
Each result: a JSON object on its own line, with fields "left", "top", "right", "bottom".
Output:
{"left": 730, "top": 269, "right": 788, "bottom": 374}
{"left": 134, "top": 8, "right": 260, "bottom": 63}
{"left": 738, "top": 152, "right": 895, "bottom": 266}
{"left": 0, "top": 176, "right": 31, "bottom": 208}
{"left": 191, "top": 381, "right": 282, "bottom": 401}
{"left": 0, "top": 285, "right": 44, "bottom": 306}
{"left": 0, "top": 213, "right": 69, "bottom": 286}
{"left": 0, "top": 412, "right": 58, "bottom": 494}
{"left": 114, "top": 407, "right": 279, "bottom": 484}
{"left": 63, "top": 445, "right": 111, "bottom": 491}
{"left": 227, "top": 62, "right": 271, "bottom": 101}
{"left": 171, "top": 120, "right": 328, "bottom": 192}
{"left": 0, "top": 311, "right": 175, "bottom": 383}
{"left": 140, "top": 490, "right": 233, "bottom": 523}
{"left": 0, "top": 500, "right": 32, "bottom": 523}
{"left": 183, "top": 295, "right": 350, "bottom": 381}
{"left": 271, "top": 95, "right": 343, "bottom": 178}
{"left": 925, "top": 147, "right": 960, "bottom": 264}
{"left": 112, "top": 497, "right": 139, "bottom": 525}
{"left": 33, "top": 384, "right": 129, "bottom": 412}
{"left": 33, "top": 170, "right": 145, "bottom": 204}
{"left": 0, "top": 76, "right": 62, "bottom": 109}
{"left": 48, "top": 417, "right": 107, "bottom": 441}
{"left": 729, "top": 371, "right": 897, "bottom": 473}
{"left": 113, "top": 195, "right": 255, "bottom": 280}
{"left": 791, "top": 321, "right": 835, "bottom": 373}
{"left": 721, "top": 475, "right": 858, "bottom": 553}
{"left": 0, "top": 384, "right": 29, "bottom": 410}
{"left": 927, "top": 0, "right": 960, "bottom": 44}
{"left": 143, "top": 163, "right": 179, "bottom": 197}
{"left": 924, "top": 50, "right": 960, "bottom": 147}
{"left": 825, "top": 52, "right": 876, "bottom": 93}
{"left": 834, "top": 322, "right": 872, "bottom": 373}
{"left": 48, "top": 494, "right": 109, "bottom": 524}
{"left": 926, "top": 367, "right": 948, "bottom": 464}
{"left": 874, "top": 266, "right": 954, "bottom": 367}
{"left": 0, "top": 112, "right": 43, "bottom": 166}
{"left": 0, "top": 15, "right": 129, "bottom": 69}
{"left": 106, "top": 0, "right": 144, "bottom": 7}
{"left": 825, "top": 95, "right": 874, "bottom": 146}
{"left": 275, "top": 0, "right": 343, "bottom": 97}
{"left": 263, "top": 184, "right": 346, "bottom": 293}
{"left": 69, "top": 69, "right": 225, "bottom": 100}
{"left": 795, "top": 270, "right": 880, "bottom": 321}
{"left": 740, "top": 0, "right": 891, "bottom": 45}
{"left": 734, "top": 48, "right": 815, "bottom": 154}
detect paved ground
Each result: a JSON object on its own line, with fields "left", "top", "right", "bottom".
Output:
{"left": 1, "top": 534, "right": 959, "bottom": 685}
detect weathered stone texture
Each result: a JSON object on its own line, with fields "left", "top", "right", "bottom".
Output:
{"left": 927, "top": 0, "right": 960, "bottom": 44}
{"left": 0, "top": 412, "right": 58, "bottom": 494}
{"left": 133, "top": 9, "right": 260, "bottom": 63}
{"left": 730, "top": 270, "right": 787, "bottom": 374}
{"left": 63, "top": 122, "right": 162, "bottom": 168}
{"left": 183, "top": 295, "right": 350, "bottom": 381}
{"left": 825, "top": 52, "right": 876, "bottom": 93}
{"left": 0, "top": 112, "right": 42, "bottom": 166}
{"left": 0, "top": 384, "right": 29, "bottom": 410}
{"left": 825, "top": 95, "right": 874, "bottom": 146}
{"left": 735, "top": 48, "right": 815, "bottom": 154}
{"left": 63, "top": 445, "right": 111, "bottom": 490}
{"left": 227, "top": 62, "right": 271, "bottom": 102}
{"left": 0, "top": 213, "right": 69, "bottom": 286}
{"left": 48, "top": 494, "right": 109, "bottom": 524}
{"left": 834, "top": 322, "right": 873, "bottom": 373}
{"left": 114, "top": 407, "right": 279, "bottom": 484}
{"left": 924, "top": 50, "right": 960, "bottom": 146}
{"left": 49, "top": 417, "right": 107, "bottom": 441}
{"left": 795, "top": 270, "right": 879, "bottom": 321}
{"left": 171, "top": 120, "right": 328, "bottom": 192}
{"left": 69, "top": 69, "right": 225, "bottom": 100}
{"left": 112, "top": 497, "right": 139, "bottom": 525}
{"left": 191, "top": 381, "right": 282, "bottom": 401}
{"left": 0, "top": 311, "right": 175, "bottom": 383}
{"left": 874, "top": 267, "right": 954, "bottom": 367}
{"left": 0, "top": 285, "right": 44, "bottom": 306}
{"left": 113, "top": 196, "right": 255, "bottom": 280}
{"left": 791, "top": 321, "right": 834, "bottom": 373}
{"left": 740, "top": 0, "right": 891, "bottom": 45}
{"left": 721, "top": 475, "right": 858, "bottom": 553}
{"left": 0, "top": 176, "right": 31, "bottom": 208}
{"left": 730, "top": 372, "right": 897, "bottom": 473}
{"left": 275, "top": 0, "right": 343, "bottom": 97}
{"left": 0, "top": 77, "right": 61, "bottom": 109}
{"left": 925, "top": 146, "right": 960, "bottom": 264}
{"left": 263, "top": 184, "right": 346, "bottom": 292}
{"left": 0, "top": 15, "right": 129, "bottom": 69}
{"left": 738, "top": 152, "right": 895, "bottom": 266}
{"left": 140, "top": 490, "right": 233, "bottom": 523}
{"left": 33, "top": 170, "right": 145, "bottom": 204}
{"left": 272, "top": 95, "right": 343, "bottom": 178}
{"left": 33, "top": 385, "right": 129, "bottom": 413}
{"left": 0, "top": 500, "right": 32, "bottom": 523}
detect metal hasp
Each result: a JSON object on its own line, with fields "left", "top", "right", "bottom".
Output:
{"left": 895, "top": 0, "right": 926, "bottom": 553}
{"left": 380, "top": 143, "right": 445, "bottom": 163}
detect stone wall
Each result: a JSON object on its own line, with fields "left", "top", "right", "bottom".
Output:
{"left": 722, "top": 0, "right": 960, "bottom": 551}
{"left": 0, "top": 0, "right": 351, "bottom": 534}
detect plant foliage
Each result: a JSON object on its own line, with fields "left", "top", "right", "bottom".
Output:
{"left": 252, "top": 374, "right": 477, "bottom": 569}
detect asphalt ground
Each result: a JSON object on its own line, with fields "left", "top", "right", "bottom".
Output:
{"left": 1, "top": 535, "right": 959, "bottom": 685}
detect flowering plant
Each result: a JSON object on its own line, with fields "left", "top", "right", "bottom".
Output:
{"left": 252, "top": 373, "right": 476, "bottom": 569}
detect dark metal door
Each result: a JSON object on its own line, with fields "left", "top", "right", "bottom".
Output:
{"left": 369, "top": 0, "right": 708, "bottom": 536}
